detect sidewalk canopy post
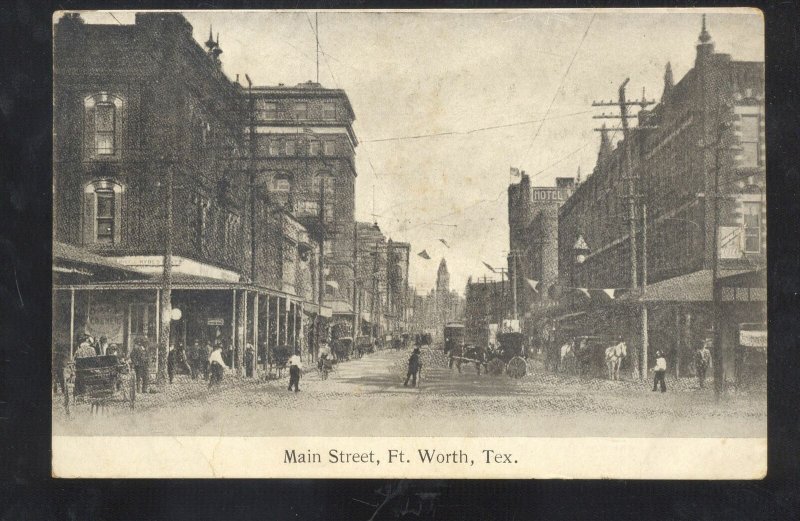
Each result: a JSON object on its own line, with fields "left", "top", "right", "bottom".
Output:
{"left": 253, "top": 292, "right": 259, "bottom": 378}
{"left": 69, "top": 288, "right": 75, "bottom": 357}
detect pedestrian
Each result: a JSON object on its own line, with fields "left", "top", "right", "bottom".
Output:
{"left": 74, "top": 337, "right": 97, "bottom": 360}
{"left": 207, "top": 343, "right": 230, "bottom": 387}
{"left": 695, "top": 340, "right": 712, "bottom": 389}
{"left": 404, "top": 347, "right": 423, "bottom": 387}
{"left": 187, "top": 340, "right": 200, "bottom": 380}
{"left": 167, "top": 343, "right": 192, "bottom": 384}
{"left": 287, "top": 349, "right": 302, "bottom": 392}
{"left": 198, "top": 341, "right": 211, "bottom": 380}
{"left": 245, "top": 343, "right": 255, "bottom": 378}
{"left": 106, "top": 343, "right": 119, "bottom": 357}
{"left": 129, "top": 339, "right": 150, "bottom": 394}
{"left": 97, "top": 336, "right": 109, "bottom": 356}
{"left": 652, "top": 350, "right": 667, "bottom": 393}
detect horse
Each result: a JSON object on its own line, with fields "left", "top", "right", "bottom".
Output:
{"left": 605, "top": 342, "right": 627, "bottom": 381}
{"left": 559, "top": 340, "right": 576, "bottom": 374}
{"left": 448, "top": 344, "right": 487, "bottom": 375}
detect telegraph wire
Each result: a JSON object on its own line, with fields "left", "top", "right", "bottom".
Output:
{"left": 518, "top": 13, "right": 596, "bottom": 166}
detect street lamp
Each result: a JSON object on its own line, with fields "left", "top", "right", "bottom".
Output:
{"left": 573, "top": 234, "right": 591, "bottom": 283}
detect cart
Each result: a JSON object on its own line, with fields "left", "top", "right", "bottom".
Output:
{"left": 333, "top": 337, "right": 354, "bottom": 361}
{"left": 485, "top": 332, "right": 528, "bottom": 378}
{"left": 68, "top": 355, "right": 136, "bottom": 414}
{"left": 355, "top": 336, "right": 374, "bottom": 358}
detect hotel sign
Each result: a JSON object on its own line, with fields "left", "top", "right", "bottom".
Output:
{"left": 531, "top": 189, "right": 573, "bottom": 202}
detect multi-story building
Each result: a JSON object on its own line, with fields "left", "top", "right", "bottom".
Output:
{"left": 507, "top": 174, "right": 576, "bottom": 331}
{"left": 247, "top": 82, "right": 358, "bottom": 324}
{"left": 387, "top": 240, "right": 411, "bottom": 332}
{"left": 464, "top": 278, "right": 508, "bottom": 346}
{"left": 53, "top": 13, "right": 322, "bottom": 376}
{"left": 355, "top": 221, "right": 388, "bottom": 336}
{"left": 557, "top": 17, "right": 766, "bottom": 381}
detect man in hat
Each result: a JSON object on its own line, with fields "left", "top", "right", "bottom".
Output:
{"left": 652, "top": 350, "right": 667, "bottom": 393}
{"left": 404, "top": 347, "right": 423, "bottom": 387}
{"left": 129, "top": 339, "right": 150, "bottom": 393}
{"left": 695, "top": 339, "right": 712, "bottom": 389}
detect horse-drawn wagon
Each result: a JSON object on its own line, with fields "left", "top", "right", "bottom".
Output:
{"left": 559, "top": 335, "right": 627, "bottom": 379}
{"left": 333, "top": 337, "right": 354, "bottom": 361}
{"left": 445, "top": 326, "right": 528, "bottom": 378}
{"left": 67, "top": 354, "right": 136, "bottom": 414}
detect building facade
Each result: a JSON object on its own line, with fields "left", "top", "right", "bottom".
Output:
{"left": 53, "top": 13, "right": 322, "bottom": 376}
{"left": 557, "top": 18, "right": 766, "bottom": 381}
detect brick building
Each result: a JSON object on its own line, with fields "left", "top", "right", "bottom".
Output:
{"left": 507, "top": 174, "right": 575, "bottom": 332}
{"left": 247, "top": 83, "right": 358, "bottom": 323}
{"left": 387, "top": 240, "right": 411, "bottom": 332}
{"left": 53, "top": 13, "right": 322, "bottom": 376}
{"left": 556, "top": 17, "right": 766, "bottom": 381}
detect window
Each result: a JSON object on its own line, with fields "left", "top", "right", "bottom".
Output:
{"left": 312, "top": 173, "right": 335, "bottom": 193}
{"left": 323, "top": 141, "right": 335, "bottom": 155}
{"left": 294, "top": 102, "right": 308, "bottom": 120}
{"left": 739, "top": 114, "right": 761, "bottom": 167}
{"left": 309, "top": 140, "right": 321, "bottom": 156}
{"left": 269, "top": 140, "right": 280, "bottom": 156}
{"left": 743, "top": 201, "right": 761, "bottom": 253}
{"left": 95, "top": 103, "right": 115, "bottom": 154}
{"left": 271, "top": 173, "right": 292, "bottom": 192}
{"left": 191, "top": 194, "right": 207, "bottom": 251}
{"left": 259, "top": 101, "right": 277, "bottom": 120}
{"left": 285, "top": 140, "right": 295, "bottom": 155}
{"left": 95, "top": 190, "right": 115, "bottom": 243}
{"left": 297, "top": 200, "right": 318, "bottom": 215}
{"left": 83, "top": 180, "right": 123, "bottom": 245}
{"left": 84, "top": 93, "right": 123, "bottom": 159}
{"left": 323, "top": 102, "right": 336, "bottom": 120}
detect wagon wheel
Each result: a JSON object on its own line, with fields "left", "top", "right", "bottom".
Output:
{"left": 487, "top": 358, "right": 505, "bottom": 376}
{"left": 506, "top": 356, "right": 527, "bottom": 379}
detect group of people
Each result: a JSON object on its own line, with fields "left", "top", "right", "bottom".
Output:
{"left": 650, "top": 339, "right": 712, "bottom": 393}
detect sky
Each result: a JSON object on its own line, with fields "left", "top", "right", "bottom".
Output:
{"left": 79, "top": 9, "right": 764, "bottom": 294}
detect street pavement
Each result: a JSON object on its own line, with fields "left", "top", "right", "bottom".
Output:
{"left": 53, "top": 347, "right": 766, "bottom": 437}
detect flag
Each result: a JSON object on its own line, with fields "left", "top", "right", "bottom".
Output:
{"left": 482, "top": 261, "right": 496, "bottom": 272}
{"left": 325, "top": 280, "right": 339, "bottom": 289}
{"left": 303, "top": 128, "right": 314, "bottom": 134}
{"left": 602, "top": 289, "right": 616, "bottom": 299}
{"left": 577, "top": 288, "right": 591, "bottom": 298}
{"left": 418, "top": 250, "right": 431, "bottom": 259}
{"left": 526, "top": 279, "right": 539, "bottom": 292}
{"left": 510, "top": 167, "right": 521, "bottom": 177}
{"left": 439, "top": 239, "right": 450, "bottom": 248}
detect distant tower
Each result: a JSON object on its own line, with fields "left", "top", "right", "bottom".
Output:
{"left": 696, "top": 14, "right": 715, "bottom": 65}
{"left": 436, "top": 258, "right": 450, "bottom": 294}
{"left": 661, "top": 62, "right": 674, "bottom": 102}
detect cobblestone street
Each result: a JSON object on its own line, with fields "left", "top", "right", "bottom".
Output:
{"left": 54, "top": 346, "right": 766, "bottom": 438}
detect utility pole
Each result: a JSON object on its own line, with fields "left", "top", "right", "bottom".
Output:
{"left": 510, "top": 251, "right": 518, "bottom": 321}
{"left": 592, "top": 78, "right": 655, "bottom": 379}
{"left": 318, "top": 174, "right": 325, "bottom": 361}
{"left": 352, "top": 223, "right": 358, "bottom": 339}
{"left": 158, "top": 162, "right": 173, "bottom": 386}
{"left": 369, "top": 242, "right": 379, "bottom": 344}
{"left": 246, "top": 74, "right": 256, "bottom": 283}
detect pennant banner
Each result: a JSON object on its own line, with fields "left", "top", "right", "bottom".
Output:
{"left": 602, "top": 289, "right": 616, "bottom": 299}
{"left": 577, "top": 288, "right": 591, "bottom": 298}
{"left": 418, "top": 250, "right": 431, "bottom": 259}
{"left": 439, "top": 239, "right": 450, "bottom": 248}
{"left": 482, "top": 261, "right": 496, "bottom": 272}
{"left": 526, "top": 279, "right": 540, "bottom": 292}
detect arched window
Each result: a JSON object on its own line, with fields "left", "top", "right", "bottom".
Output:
{"left": 83, "top": 180, "right": 124, "bottom": 245}
{"left": 311, "top": 171, "right": 334, "bottom": 193}
{"left": 271, "top": 173, "right": 293, "bottom": 192}
{"left": 84, "top": 93, "right": 124, "bottom": 159}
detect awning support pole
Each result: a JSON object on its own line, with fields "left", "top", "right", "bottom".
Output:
{"left": 69, "top": 288, "right": 75, "bottom": 358}
{"left": 252, "top": 293, "right": 259, "bottom": 378}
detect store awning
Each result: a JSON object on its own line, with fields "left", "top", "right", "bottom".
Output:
{"left": 330, "top": 300, "right": 354, "bottom": 316}
{"left": 617, "top": 269, "right": 753, "bottom": 303}
{"left": 53, "top": 242, "right": 145, "bottom": 281}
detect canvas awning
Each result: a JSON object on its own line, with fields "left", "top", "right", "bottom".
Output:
{"left": 618, "top": 269, "right": 753, "bottom": 303}
{"left": 53, "top": 242, "right": 145, "bottom": 280}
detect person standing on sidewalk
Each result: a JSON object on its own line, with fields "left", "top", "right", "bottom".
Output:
{"left": 287, "top": 349, "right": 302, "bottom": 392}
{"left": 652, "top": 350, "right": 667, "bottom": 393}
{"left": 129, "top": 340, "right": 149, "bottom": 394}
{"left": 696, "top": 340, "right": 712, "bottom": 389}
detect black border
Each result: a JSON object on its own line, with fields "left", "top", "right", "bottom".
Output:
{"left": 1, "top": 1, "right": 798, "bottom": 519}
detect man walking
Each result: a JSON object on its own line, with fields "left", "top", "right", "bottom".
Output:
{"left": 207, "top": 343, "right": 230, "bottom": 387}
{"left": 198, "top": 341, "right": 211, "bottom": 380}
{"left": 404, "top": 347, "right": 423, "bottom": 387}
{"left": 244, "top": 343, "right": 255, "bottom": 378}
{"left": 696, "top": 340, "right": 712, "bottom": 389}
{"left": 287, "top": 349, "right": 302, "bottom": 392}
{"left": 652, "top": 350, "right": 667, "bottom": 393}
{"left": 129, "top": 339, "right": 149, "bottom": 394}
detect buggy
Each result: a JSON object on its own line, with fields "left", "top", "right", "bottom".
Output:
{"left": 67, "top": 355, "right": 136, "bottom": 414}
{"left": 485, "top": 332, "right": 528, "bottom": 378}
